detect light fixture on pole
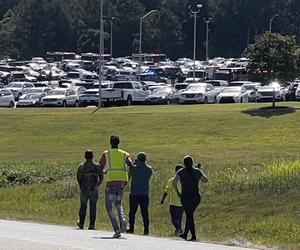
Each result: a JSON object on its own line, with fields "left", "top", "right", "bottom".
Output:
{"left": 205, "top": 19, "right": 210, "bottom": 61}
{"left": 110, "top": 17, "right": 115, "bottom": 59}
{"left": 138, "top": 9, "right": 157, "bottom": 81}
{"left": 190, "top": 4, "right": 203, "bottom": 83}
{"left": 269, "top": 14, "right": 279, "bottom": 33}
{"left": 98, "top": 0, "right": 104, "bottom": 108}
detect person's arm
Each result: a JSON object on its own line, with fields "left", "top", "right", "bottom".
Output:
{"left": 159, "top": 192, "right": 168, "bottom": 205}
{"left": 200, "top": 172, "right": 208, "bottom": 183}
{"left": 173, "top": 174, "right": 181, "bottom": 198}
{"left": 126, "top": 155, "right": 134, "bottom": 168}
{"left": 97, "top": 164, "right": 104, "bottom": 185}
{"left": 99, "top": 153, "right": 106, "bottom": 174}
{"left": 76, "top": 165, "right": 83, "bottom": 188}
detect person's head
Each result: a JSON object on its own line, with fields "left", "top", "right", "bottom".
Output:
{"left": 183, "top": 155, "right": 193, "bottom": 168}
{"left": 175, "top": 164, "right": 183, "bottom": 173}
{"left": 136, "top": 152, "right": 146, "bottom": 163}
{"left": 110, "top": 135, "right": 120, "bottom": 148}
{"left": 84, "top": 149, "right": 93, "bottom": 160}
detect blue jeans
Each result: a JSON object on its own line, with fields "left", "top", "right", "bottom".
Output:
{"left": 79, "top": 190, "right": 98, "bottom": 227}
{"left": 105, "top": 186, "right": 126, "bottom": 232}
{"left": 128, "top": 194, "right": 149, "bottom": 233}
{"left": 170, "top": 205, "right": 184, "bottom": 232}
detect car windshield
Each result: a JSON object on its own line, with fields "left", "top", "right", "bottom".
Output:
{"left": 8, "top": 83, "right": 23, "bottom": 88}
{"left": 47, "top": 90, "right": 65, "bottom": 95}
{"left": 24, "top": 89, "right": 43, "bottom": 93}
{"left": 185, "top": 85, "right": 205, "bottom": 91}
{"left": 152, "top": 88, "right": 171, "bottom": 95}
{"left": 22, "top": 94, "right": 40, "bottom": 100}
{"left": 222, "top": 87, "right": 241, "bottom": 93}
{"left": 243, "top": 85, "right": 256, "bottom": 90}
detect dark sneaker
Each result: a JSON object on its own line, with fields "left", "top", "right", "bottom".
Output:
{"left": 126, "top": 228, "right": 134, "bottom": 234}
{"left": 189, "top": 235, "right": 197, "bottom": 241}
{"left": 77, "top": 220, "right": 83, "bottom": 230}
{"left": 113, "top": 231, "right": 121, "bottom": 238}
{"left": 88, "top": 224, "right": 95, "bottom": 230}
{"left": 179, "top": 233, "right": 187, "bottom": 240}
{"left": 175, "top": 229, "right": 183, "bottom": 236}
{"left": 143, "top": 229, "right": 149, "bottom": 236}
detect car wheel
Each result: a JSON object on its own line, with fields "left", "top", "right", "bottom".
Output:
{"left": 127, "top": 96, "right": 132, "bottom": 106}
{"left": 8, "top": 101, "right": 14, "bottom": 108}
{"left": 240, "top": 97, "right": 243, "bottom": 103}
{"left": 74, "top": 100, "right": 79, "bottom": 107}
{"left": 62, "top": 100, "right": 67, "bottom": 107}
{"left": 214, "top": 96, "right": 217, "bottom": 103}
{"left": 204, "top": 97, "right": 208, "bottom": 104}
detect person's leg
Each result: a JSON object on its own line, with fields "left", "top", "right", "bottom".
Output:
{"left": 128, "top": 194, "right": 139, "bottom": 233}
{"left": 105, "top": 187, "right": 120, "bottom": 233}
{"left": 170, "top": 205, "right": 180, "bottom": 233}
{"left": 114, "top": 186, "right": 126, "bottom": 232}
{"left": 78, "top": 191, "right": 88, "bottom": 228}
{"left": 172, "top": 206, "right": 183, "bottom": 234}
{"left": 88, "top": 190, "right": 99, "bottom": 229}
{"left": 189, "top": 195, "right": 201, "bottom": 240}
{"left": 139, "top": 195, "right": 150, "bottom": 235}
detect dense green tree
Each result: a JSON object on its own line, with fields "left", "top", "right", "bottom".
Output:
{"left": 0, "top": 0, "right": 300, "bottom": 60}
{"left": 243, "top": 32, "right": 300, "bottom": 83}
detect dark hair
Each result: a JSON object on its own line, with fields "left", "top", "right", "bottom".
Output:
{"left": 137, "top": 152, "right": 146, "bottom": 162}
{"left": 110, "top": 135, "right": 120, "bottom": 146}
{"left": 183, "top": 155, "right": 195, "bottom": 180}
{"left": 175, "top": 164, "right": 183, "bottom": 173}
{"left": 85, "top": 149, "right": 93, "bottom": 159}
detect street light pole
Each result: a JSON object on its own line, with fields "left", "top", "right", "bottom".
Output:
{"left": 138, "top": 9, "right": 157, "bottom": 81}
{"left": 191, "top": 4, "right": 203, "bottom": 83}
{"left": 269, "top": 14, "right": 279, "bottom": 33}
{"left": 98, "top": 0, "right": 104, "bottom": 108}
{"left": 110, "top": 17, "right": 114, "bottom": 59}
{"left": 205, "top": 20, "right": 210, "bottom": 61}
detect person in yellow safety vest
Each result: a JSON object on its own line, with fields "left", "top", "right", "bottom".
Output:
{"left": 99, "top": 135, "right": 133, "bottom": 238}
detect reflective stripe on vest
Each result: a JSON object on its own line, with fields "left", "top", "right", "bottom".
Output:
{"left": 105, "top": 149, "right": 128, "bottom": 183}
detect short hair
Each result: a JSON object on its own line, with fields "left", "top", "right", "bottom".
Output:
{"left": 175, "top": 164, "right": 183, "bottom": 173}
{"left": 137, "top": 152, "right": 146, "bottom": 162}
{"left": 85, "top": 149, "right": 93, "bottom": 159}
{"left": 110, "top": 135, "right": 120, "bottom": 145}
{"left": 183, "top": 155, "right": 193, "bottom": 167}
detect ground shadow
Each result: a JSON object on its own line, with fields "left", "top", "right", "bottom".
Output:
{"left": 93, "top": 236, "right": 127, "bottom": 240}
{"left": 242, "top": 106, "right": 298, "bottom": 118}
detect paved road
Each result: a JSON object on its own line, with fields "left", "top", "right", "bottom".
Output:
{"left": 0, "top": 220, "right": 260, "bottom": 250}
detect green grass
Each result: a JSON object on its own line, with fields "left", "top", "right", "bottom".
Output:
{"left": 0, "top": 103, "right": 299, "bottom": 249}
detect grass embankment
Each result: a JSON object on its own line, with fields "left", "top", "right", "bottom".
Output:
{"left": 0, "top": 104, "right": 299, "bottom": 249}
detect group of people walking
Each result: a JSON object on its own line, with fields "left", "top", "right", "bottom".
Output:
{"left": 76, "top": 135, "right": 208, "bottom": 240}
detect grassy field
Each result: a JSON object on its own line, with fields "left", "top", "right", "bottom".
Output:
{"left": 0, "top": 103, "right": 299, "bottom": 249}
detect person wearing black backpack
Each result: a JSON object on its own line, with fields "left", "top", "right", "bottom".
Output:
{"left": 173, "top": 155, "right": 208, "bottom": 241}
{"left": 76, "top": 150, "right": 103, "bottom": 230}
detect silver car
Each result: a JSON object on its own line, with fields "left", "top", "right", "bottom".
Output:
{"left": 0, "top": 89, "right": 15, "bottom": 108}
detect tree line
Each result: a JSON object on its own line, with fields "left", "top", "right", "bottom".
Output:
{"left": 0, "top": 0, "right": 299, "bottom": 60}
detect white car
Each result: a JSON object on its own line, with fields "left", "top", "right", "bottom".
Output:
{"left": 5, "top": 82, "right": 35, "bottom": 100}
{"left": 242, "top": 82, "right": 261, "bottom": 102}
{"left": 41, "top": 88, "right": 79, "bottom": 107}
{"left": 179, "top": 83, "right": 218, "bottom": 104}
{"left": 79, "top": 89, "right": 99, "bottom": 106}
{"left": 217, "top": 86, "right": 249, "bottom": 103}
{"left": 0, "top": 89, "right": 15, "bottom": 108}
{"left": 256, "top": 83, "right": 283, "bottom": 102}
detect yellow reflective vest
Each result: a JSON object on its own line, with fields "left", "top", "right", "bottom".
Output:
{"left": 104, "top": 148, "right": 129, "bottom": 183}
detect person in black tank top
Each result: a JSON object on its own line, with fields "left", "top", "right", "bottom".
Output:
{"left": 173, "top": 155, "right": 208, "bottom": 241}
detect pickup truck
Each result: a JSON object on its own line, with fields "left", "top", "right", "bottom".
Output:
{"left": 102, "top": 81, "right": 149, "bottom": 105}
